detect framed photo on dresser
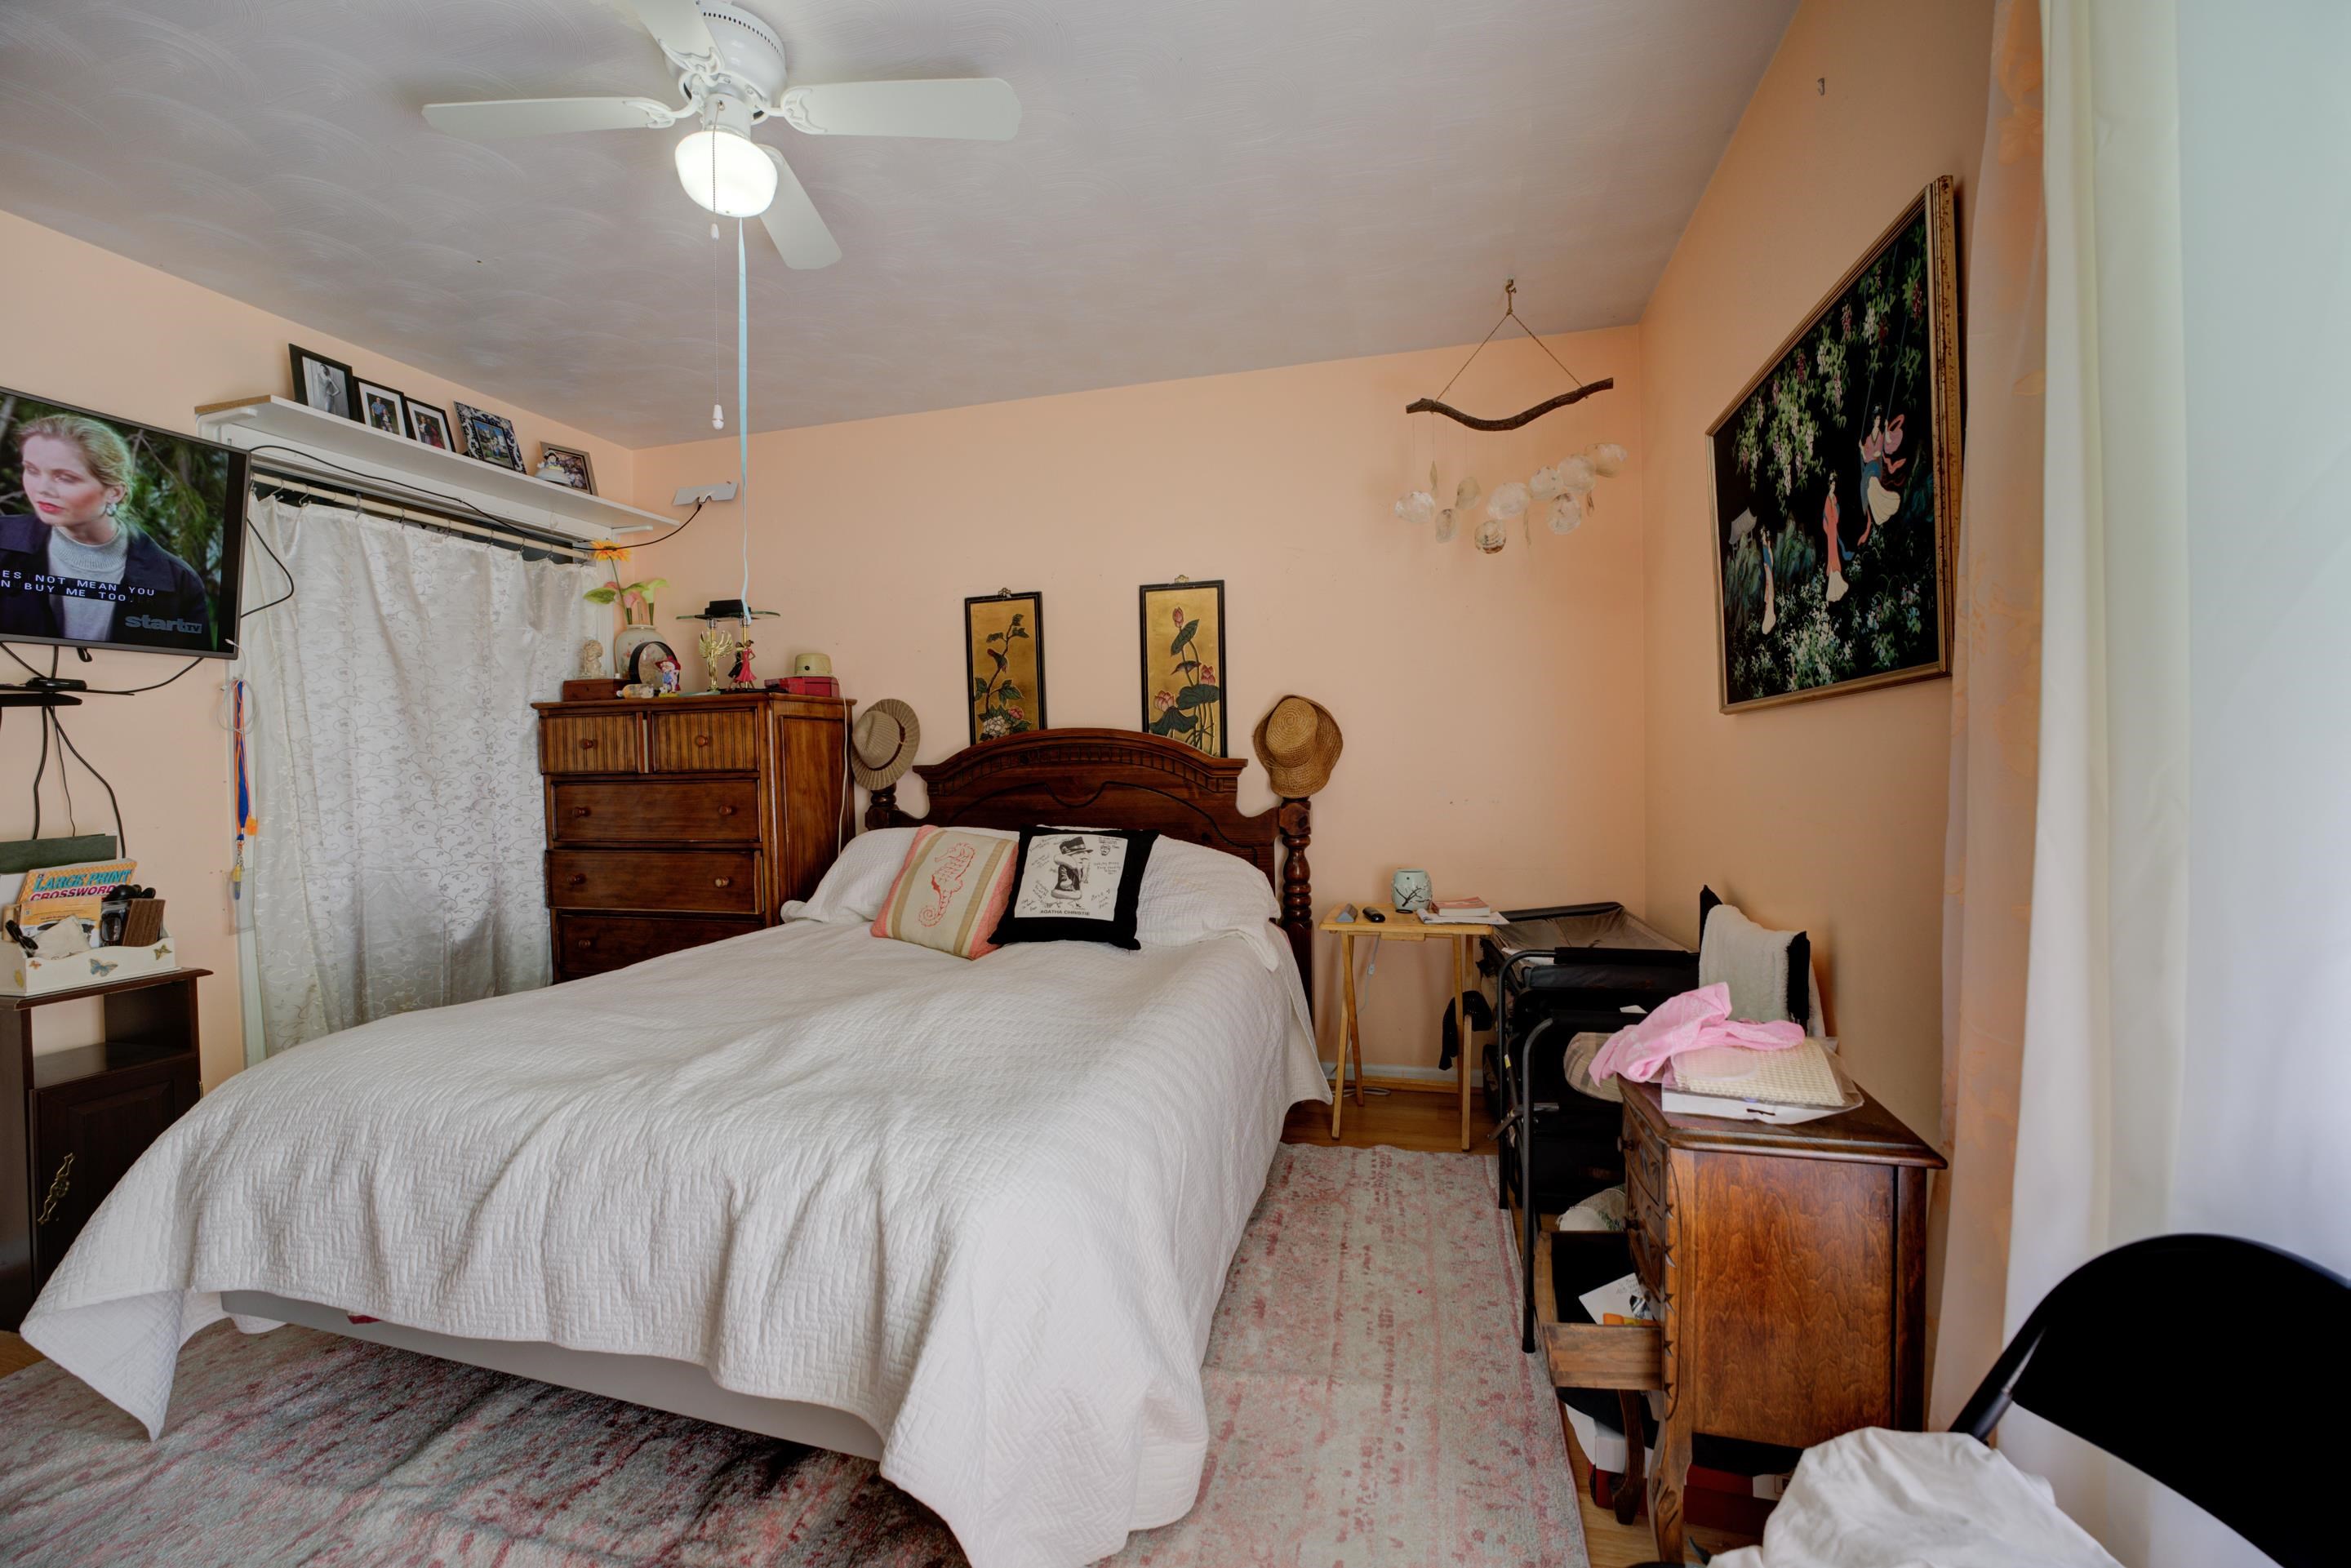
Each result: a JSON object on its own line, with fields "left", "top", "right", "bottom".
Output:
{"left": 353, "top": 380, "right": 408, "bottom": 438}
{"left": 406, "top": 401, "right": 454, "bottom": 450}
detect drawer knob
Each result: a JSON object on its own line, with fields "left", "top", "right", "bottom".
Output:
{"left": 717, "top": 804, "right": 737, "bottom": 817}
{"left": 575, "top": 937, "right": 594, "bottom": 949}
{"left": 695, "top": 733, "right": 712, "bottom": 748}
{"left": 567, "top": 873, "right": 588, "bottom": 887}
{"left": 571, "top": 806, "right": 592, "bottom": 817}
{"left": 579, "top": 737, "right": 597, "bottom": 749}
{"left": 713, "top": 877, "right": 733, "bottom": 888}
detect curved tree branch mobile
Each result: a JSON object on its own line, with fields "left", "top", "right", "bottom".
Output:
{"left": 1396, "top": 282, "right": 1629, "bottom": 553}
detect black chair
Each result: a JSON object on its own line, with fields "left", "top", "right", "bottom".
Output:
{"left": 1633, "top": 1233, "right": 2347, "bottom": 1568}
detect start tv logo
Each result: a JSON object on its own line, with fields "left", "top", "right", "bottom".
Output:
{"left": 124, "top": 614, "right": 207, "bottom": 635}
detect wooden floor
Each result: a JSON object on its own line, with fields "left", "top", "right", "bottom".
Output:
{"left": 0, "top": 1329, "right": 41, "bottom": 1379}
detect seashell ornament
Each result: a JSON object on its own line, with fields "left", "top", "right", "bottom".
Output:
{"left": 1474, "top": 516, "right": 1509, "bottom": 554}
{"left": 1546, "top": 495, "right": 1584, "bottom": 535}
{"left": 1434, "top": 508, "right": 1458, "bottom": 542}
{"left": 1393, "top": 489, "right": 1436, "bottom": 527}
{"left": 1487, "top": 481, "right": 1529, "bottom": 521}
{"left": 1529, "top": 464, "right": 1562, "bottom": 502}
{"left": 1559, "top": 455, "right": 1596, "bottom": 494}
{"left": 1454, "top": 476, "right": 1482, "bottom": 513}
{"left": 1589, "top": 442, "right": 1629, "bottom": 478}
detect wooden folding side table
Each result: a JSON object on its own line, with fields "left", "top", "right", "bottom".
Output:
{"left": 1318, "top": 903, "right": 1486, "bottom": 1149}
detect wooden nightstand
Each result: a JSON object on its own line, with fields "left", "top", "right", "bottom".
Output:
{"left": 1318, "top": 904, "right": 1487, "bottom": 1149}
{"left": 0, "top": 968, "right": 207, "bottom": 1330}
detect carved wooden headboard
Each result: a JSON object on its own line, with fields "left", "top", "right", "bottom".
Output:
{"left": 866, "top": 728, "right": 1315, "bottom": 988}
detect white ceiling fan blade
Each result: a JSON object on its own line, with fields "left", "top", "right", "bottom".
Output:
{"left": 630, "top": 0, "right": 718, "bottom": 62}
{"left": 758, "top": 145, "right": 842, "bottom": 269}
{"left": 778, "top": 78, "right": 1022, "bottom": 140}
{"left": 424, "top": 96, "right": 676, "bottom": 140}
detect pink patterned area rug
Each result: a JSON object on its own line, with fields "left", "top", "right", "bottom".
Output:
{"left": 0, "top": 1145, "right": 1583, "bottom": 1567}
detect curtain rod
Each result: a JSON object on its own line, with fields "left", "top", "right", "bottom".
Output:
{"left": 247, "top": 467, "right": 596, "bottom": 562}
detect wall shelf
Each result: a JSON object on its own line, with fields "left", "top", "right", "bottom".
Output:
{"left": 194, "top": 397, "right": 663, "bottom": 540}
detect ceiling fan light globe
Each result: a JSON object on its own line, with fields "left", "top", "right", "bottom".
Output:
{"left": 674, "top": 127, "right": 777, "bottom": 216}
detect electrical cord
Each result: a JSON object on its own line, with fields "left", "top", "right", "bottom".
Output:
{"left": 49, "top": 704, "right": 125, "bottom": 853}
{"left": 0, "top": 642, "right": 205, "bottom": 694}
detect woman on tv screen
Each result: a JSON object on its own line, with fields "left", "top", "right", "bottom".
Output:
{"left": 1, "top": 412, "right": 214, "bottom": 651}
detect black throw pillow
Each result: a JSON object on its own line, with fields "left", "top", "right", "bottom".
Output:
{"left": 990, "top": 827, "right": 1160, "bottom": 950}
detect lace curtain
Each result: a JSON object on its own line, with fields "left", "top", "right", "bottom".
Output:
{"left": 236, "top": 498, "right": 599, "bottom": 1056}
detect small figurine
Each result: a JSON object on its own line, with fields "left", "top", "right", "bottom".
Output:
{"left": 576, "top": 638, "right": 604, "bottom": 678}
{"left": 696, "top": 629, "right": 736, "bottom": 695}
{"left": 730, "top": 637, "right": 758, "bottom": 690}
{"left": 656, "top": 654, "right": 682, "bottom": 695}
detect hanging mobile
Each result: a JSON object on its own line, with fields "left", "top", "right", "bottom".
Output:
{"left": 1404, "top": 280, "right": 1615, "bottom": 430}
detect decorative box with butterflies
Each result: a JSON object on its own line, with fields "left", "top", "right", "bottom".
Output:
{"left": 1, "top": 917, "right": 180, "bottom": 997}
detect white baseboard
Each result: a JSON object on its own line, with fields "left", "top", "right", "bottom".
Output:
{"left": 1322, "top": 1061, "right": 1486, "bottom": 1089}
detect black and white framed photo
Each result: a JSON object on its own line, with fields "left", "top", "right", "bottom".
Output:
{"left": 406, "top": 400, "right": 454, "bottom": 451}
{"left": 354, "top": 379, "right": 408, "bottom": 438}
{"left": 452, "top": 401, "right": 524, "bottom": 471}
{"left": 289, "top": 345, "right": 355, "bottom": 420}
{"left": 536, "top": 442, "right": 595, "bottom": 493}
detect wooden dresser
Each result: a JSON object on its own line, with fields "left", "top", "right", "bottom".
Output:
{"left": 1538, "top": 1077, "right": 1944, "bottom": 1562}
{"left": 531, "top": 693, "right": 852, "bottom": 981}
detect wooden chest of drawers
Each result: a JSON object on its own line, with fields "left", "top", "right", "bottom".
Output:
{"left": 531, "top": 693, "right": 851, "bottom": 981}
{"left": 1536, "top": 1077, "right": 1943, "bottom": 1562}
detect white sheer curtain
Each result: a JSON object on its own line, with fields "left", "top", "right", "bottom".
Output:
{"left": 2012, "top": 2, "right": 2351, "bottom": 1561}
{"left": 235, "top": 498, "right": 599, "bottom": 1056}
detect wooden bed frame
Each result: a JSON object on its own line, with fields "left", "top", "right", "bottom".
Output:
{"left": 867, "top": 727, "right": 1317, "bottom": 988}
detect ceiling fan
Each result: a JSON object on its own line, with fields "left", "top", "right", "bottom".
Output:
{"left": 421, "top": 0, "right": 1020, "bottom": 270}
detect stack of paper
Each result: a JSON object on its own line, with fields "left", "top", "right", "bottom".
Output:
{"left": 1420, "top": 896, "right": 1504, "bottom": 926}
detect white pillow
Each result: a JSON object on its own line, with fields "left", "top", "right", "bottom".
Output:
{"left": 1135, "top": 836, "right": 1283, "bottom": 966}
{"left": 787, "top": 826, "right": 1019, "bottom": 926}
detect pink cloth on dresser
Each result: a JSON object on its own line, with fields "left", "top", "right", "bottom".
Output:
{"left": 1588, "top": 982, "right": 1804, "bottom": 1083}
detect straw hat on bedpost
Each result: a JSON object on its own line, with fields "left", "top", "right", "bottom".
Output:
{"left": 1252, "top": 695, "right": 1342, "bottom": 798}
{"left": 852, "top": 700, "right": 921, "bottom": 824}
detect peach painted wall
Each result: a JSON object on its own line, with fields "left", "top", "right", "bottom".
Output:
{"left": 1638, "top": 0, "right": 1989, "bottom": 1134}
{"left": 627, "top": 330, "right": 1648, "bottom": 1072}
{"left": 0, "top": 208, "right": 634, "bottom": 1088}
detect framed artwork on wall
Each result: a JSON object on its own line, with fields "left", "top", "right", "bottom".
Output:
{"left": 288, "top": 345, "right": 355, "bottom": 420}
{"left": 452, "top": 401, "right": 525, "bottom": 471}
{"left": 965, "top": 590, "right": 1045, "bottom": 744}
{"left": 1138, "top": 579, "right": 1226, "bottom": 755}
{"left": 1706, "top": 175, "right": 1962, "bottom": 712}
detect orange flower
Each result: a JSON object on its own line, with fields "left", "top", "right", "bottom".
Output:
{"left": 590, "top": 540, "right": 630, "bottom": 562}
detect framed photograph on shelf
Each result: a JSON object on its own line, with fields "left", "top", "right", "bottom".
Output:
{"left": 536, "top": 443, "right": 595, "bottom": 492}
{"left": 288, "top": 345, "right": 355, "bottom": 420}
{"left": 452, "top": 401, "right": 525, "bottom": 471}
{"left": 1138, "top": 579, "right": 1225, "bottom": 755}
{"left": 354, "top": 379, "right": 408, "bottom": 438}
{"left": 406, "top": 401, "right": 454, "bottom": 450}
{"left": 1706, "top": 175, "right": 1961, "bottom": 712}
{"left": 963, "top": 590, "right": 1045, "bottom": 744}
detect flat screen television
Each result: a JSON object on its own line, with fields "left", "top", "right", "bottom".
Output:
{"left": 0, "top": 385, "right": 248, "bottom": 660}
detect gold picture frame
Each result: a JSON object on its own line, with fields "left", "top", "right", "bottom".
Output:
{"left": 965, "top": 590, "right": 1045, "bottom": 744}
{"left": 1705, "top": 176, "right": 1962, "bottom": 712}
{"left": 1138, "top": 580, "right": 1226, "bottom": 755}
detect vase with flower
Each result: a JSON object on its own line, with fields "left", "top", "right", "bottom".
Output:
{"left": 582, "top": 544, "right": 669, "bottom": 678}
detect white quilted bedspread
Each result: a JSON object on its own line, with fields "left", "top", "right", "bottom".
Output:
{"left": 24, "top": 919, "right": 1326, "bottom": 1568}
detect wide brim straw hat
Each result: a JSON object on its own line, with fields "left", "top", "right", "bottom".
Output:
{"left": 852, "top": 699, "right": 922, "bottom": 791}
{"left": 1252, "top": 695, "right": 1343, "bottom": 797}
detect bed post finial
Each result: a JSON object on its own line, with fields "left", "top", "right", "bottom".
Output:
{"left": 865, "top": 784, "right": 897, "bottom": 831}
{"left": 1278, "top": 797, "right": 1313, "bottom": 1013}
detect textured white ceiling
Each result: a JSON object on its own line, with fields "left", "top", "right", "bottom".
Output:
{"left": 0, "top": 0, "right": 1793, "bottom": 446}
